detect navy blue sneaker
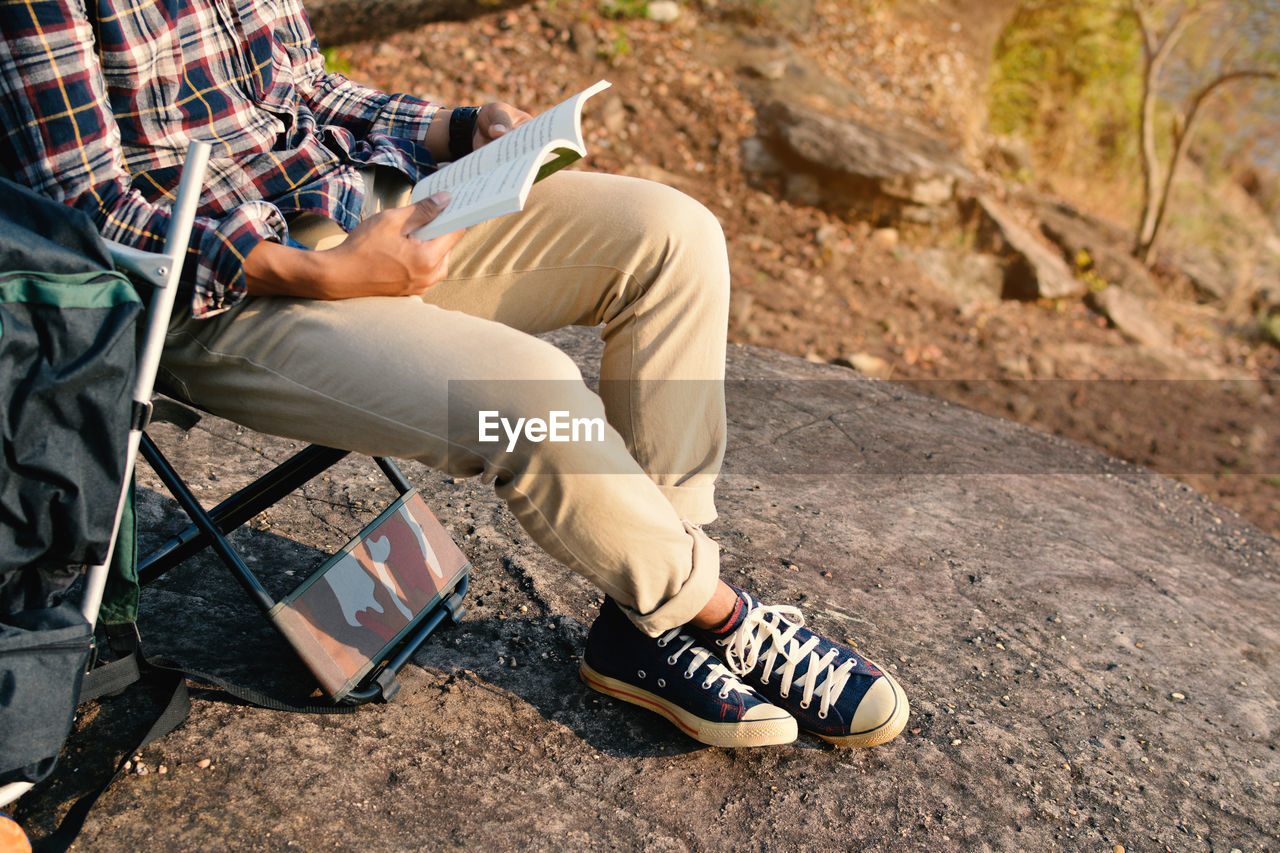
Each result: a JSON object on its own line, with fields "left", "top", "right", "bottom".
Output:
{"left": 693, "top": 588, "right": 908, "bottom": 747}
{"left": 580, "top": 599, "right": 797, "bottom": 748}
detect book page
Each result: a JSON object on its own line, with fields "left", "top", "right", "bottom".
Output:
{"left": 411, "top": 149, "right": 548, "bottom": 240}
{"left": 409, "top": 80, "right": 611, "bottom": 240}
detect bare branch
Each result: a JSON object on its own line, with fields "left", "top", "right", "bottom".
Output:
{"left": 1139, "top": 66, "right": 1280, "bottom": 262}
{"left": 1189, "top": 68, "right": 1280, "bottom": 109}
{"left": 1129, "top": 0, "right": 1156, "bottom": 60}
{"left": 1151, "top": 9, "right": 1194, "bottom": 69}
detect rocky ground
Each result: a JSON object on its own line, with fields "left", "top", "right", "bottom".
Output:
{"left": 14, "top": 330, "right": 1280, "bottom": 851}
{"left": 330, "top": 0, "right": 1279, "bottom": 537}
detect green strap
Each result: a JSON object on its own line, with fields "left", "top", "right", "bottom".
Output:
{"left": 0, "top": 271, "right": 138, "bottom": 309}
{"left": 100, "top": 481, "right": 140, "bottom": 626}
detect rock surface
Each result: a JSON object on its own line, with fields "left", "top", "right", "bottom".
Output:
{"left": 1035, "top": 200, "right": 1158, "bottom": 300}
{"left": 977, "top": 195, "right": 1088, "bottom": 301}
{"left": 743, "top": 96, "right": 974, "bottom": 226}
{"left": 909, "top": 246, "right": 1005, "bottom": 307}
{"left": 15, "top": 328, "right": 1280, "bottom": 851}
{"left": 1086, "top": 286, "right": 1173, "bottom": 351}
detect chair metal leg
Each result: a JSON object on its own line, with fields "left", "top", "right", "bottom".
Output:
{"left": 137, "top": 433, "right": 279, "bottom": 613}
{"left": 138, "top": 436, "right": 349, "bottom": 586}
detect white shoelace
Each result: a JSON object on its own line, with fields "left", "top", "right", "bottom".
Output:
{"left": 719, "top": 605, "right": 856, "bottom": 719}
{"left": 656, "top": 629, "right": 752, "bottom": 699}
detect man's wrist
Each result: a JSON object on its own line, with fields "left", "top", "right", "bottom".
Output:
{"left": 244, "top": 238, "right": 330, "bottom": 298}
{"left": 424, "top": 108, "right": 452, "bottom": 162}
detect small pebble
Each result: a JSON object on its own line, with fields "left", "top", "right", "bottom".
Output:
{"left": 951, "top": 739, "right": 962, "bottom": 746}
{"left": 158, "top": 765, "right": 168, "bottom": 775}
{"left": 1170, "top": 692, "right": 1186, "bottom": 701}
{"left": 196, "top": 758, "right": 212, "bottom": 769}
{"left": 1113, "top": 845, "right": 1124, "bottom": 853}
{"left": 646, "top": 0, "right": 680, "bottom": 22}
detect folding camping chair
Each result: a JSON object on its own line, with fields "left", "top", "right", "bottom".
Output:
{"left": 1, "top": 140, "right": 470, "bottom": 810}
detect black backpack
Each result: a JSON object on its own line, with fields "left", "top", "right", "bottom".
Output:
{"left": 0, "top": 178, "right": 142, "bottom": 786}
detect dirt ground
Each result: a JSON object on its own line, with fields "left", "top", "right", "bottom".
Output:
{"left": 333, "top": 0, "right": 1280, "bottom": 538}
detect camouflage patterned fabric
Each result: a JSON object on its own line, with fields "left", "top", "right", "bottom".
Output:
{"left": 270, "top": 492, "right": 468, "bottom": 698}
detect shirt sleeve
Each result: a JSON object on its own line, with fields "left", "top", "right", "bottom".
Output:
{"left": 278, "top": 0, "right": 443, "bottom": 160}
{"left": 0, "top": 0, "right": 285, "bottom": 319}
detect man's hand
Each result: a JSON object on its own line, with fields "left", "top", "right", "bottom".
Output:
{"left": 243, "top": 192, "right": 464, "bottom": 300}
{"left": 424, "top": 101, "right": 534, "bottom": 162}
{"left": 472, "top": 101, "right": 533, "bottom": 149}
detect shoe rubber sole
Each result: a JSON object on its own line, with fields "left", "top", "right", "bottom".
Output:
{"left": 580, "top": 660, "right": 798, "bottom": 748}
{"left": 815, "top": 672, "right": 910, "bottom": 748}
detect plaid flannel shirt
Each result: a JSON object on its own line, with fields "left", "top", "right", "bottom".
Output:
{"left": 0, "top": 0, "right": 442, "bottom": 317}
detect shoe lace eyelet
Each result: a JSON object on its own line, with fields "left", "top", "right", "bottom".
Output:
{"left": 656, "top": 638, "right": 668, "bottom": 648}
{"left": 667, "top": 655, "right": 678, "bottom": 665}
{"left": 799, "top": 699, "right": 810, "bottom": 709}
{"left": 637, "top": 670, "right": 646, "bottom": 679}
{"left": 683, "top": 671, "right": 693, "bottom": 679}
{"left": 658, "top": 678, "right": 666, "bottom": 687}
{"left": 818, "top": 709, "right": 828, "bottom": 719}
{"left": 702, "top": 680, "right": 714, "bottom": 690}
{"left": 779, "top": 690, "right": 789, "bottom": 699}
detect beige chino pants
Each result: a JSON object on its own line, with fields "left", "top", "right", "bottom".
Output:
{"left": 159, "top": 170, "right": 730, "bottom": 636}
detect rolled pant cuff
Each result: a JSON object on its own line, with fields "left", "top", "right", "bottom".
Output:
{"left": 624, "top": 520, "right": 721, "bottom": 638}
{"left": 656, "top": 484, "right": 718, "bottom": 526}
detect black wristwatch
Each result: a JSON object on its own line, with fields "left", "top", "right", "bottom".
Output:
{"left": 449, "top": 106, "right": 481, "bottom": 160}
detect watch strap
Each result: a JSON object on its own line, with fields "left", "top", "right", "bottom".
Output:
{"left": 448, "top": 106, "right": 481, "bottom": 161}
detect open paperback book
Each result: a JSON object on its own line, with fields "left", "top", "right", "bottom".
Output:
{"left": 410, "top": 80, "right": 612, "bottom": 240}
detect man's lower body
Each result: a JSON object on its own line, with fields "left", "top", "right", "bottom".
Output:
{"left": 160, "top": 170, "right": 907, "bottom": 748}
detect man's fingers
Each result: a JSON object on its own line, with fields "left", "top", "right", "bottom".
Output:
{"left": 476, "top": 102, "right": 533, "bottom": 144}
{"left": 421, "top": 226, "right": 464, "bottom": 257}
{"left": 485, "top": 108, "right": 512, "bottom": 138}
{"left": 409, "top": 221, "right": 465, "bottom": 268}
{"left": 490, "top": 109, "right": 512, "bottom": 135}
{"left": 401, "top": 190, "right": 451, "bottom": 236}
{"left": 404, "top": 226, "right": 464, "bottom": 293}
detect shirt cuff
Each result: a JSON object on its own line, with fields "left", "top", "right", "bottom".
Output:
{"left": 371, "top": 94, "right": 442, "bottom": 147}
{"left": 190, "top": 200, "right": 289, "bottom": 319}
